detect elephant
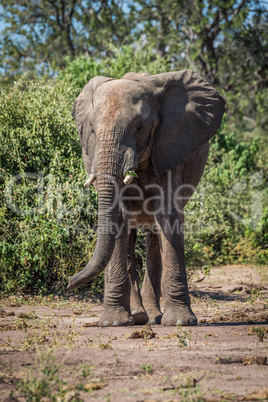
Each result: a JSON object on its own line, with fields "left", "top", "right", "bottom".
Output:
{"left": 67, "top": 70, "right": 225, "bottom": 327}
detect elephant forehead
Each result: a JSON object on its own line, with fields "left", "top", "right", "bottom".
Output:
{"left": 97, "top": 88, "right": 121, "bottom": 109}
{"left": 95, "top": 81, "right": 150, "bottom": 119}
{"left": 96, "top": 80, "right": 142, "bottom": 101}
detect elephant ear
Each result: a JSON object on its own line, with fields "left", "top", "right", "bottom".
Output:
{"left": 72, "top": 76, "right": 114, "bottom": 164}
{"left": 143, "top": 70, "right": 225, "bottom": 175}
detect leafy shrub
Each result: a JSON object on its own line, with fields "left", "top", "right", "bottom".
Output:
{"left": 59, "top": 45, "right": 171, "bottom": 89}
{"left": 184, "top": 117, "right": 267, "bottom": 267}
{"left": 0, "top": 76, "right": 99, "bottom": 293}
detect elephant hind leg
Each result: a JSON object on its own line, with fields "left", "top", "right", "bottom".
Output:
{"left": 127, "top": 229, "right": 148, "bottom": 325}
{"left": 141, "top": 232, "right": 162, "bottom": 324}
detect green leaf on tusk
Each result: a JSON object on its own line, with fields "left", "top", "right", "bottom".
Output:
{"left": 125, "top": 170, "right": 139, "bottom": 178}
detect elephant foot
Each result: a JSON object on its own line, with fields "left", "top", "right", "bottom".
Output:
{"left": 161, "top": 305, "right": 197, "bottom": 326}
{"left": 99, "top": 308, "right": 135, "bottom": 327}
{"left": 131, "top": 309, "right": 148, "bottom": 325}
{"left": 146, "top": 309, "right": 163, "bottom": 325}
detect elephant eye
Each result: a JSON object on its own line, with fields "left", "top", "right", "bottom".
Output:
{"left": 136, "top": 122, "right": 143, "bottom": 131}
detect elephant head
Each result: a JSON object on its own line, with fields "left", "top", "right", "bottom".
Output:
{"left": 67, "top": 70, "right": 225, "bottom": 290}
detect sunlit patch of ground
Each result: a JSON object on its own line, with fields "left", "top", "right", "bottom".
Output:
{"left": 0, "top": 265, "right": 267, "bottom": 401}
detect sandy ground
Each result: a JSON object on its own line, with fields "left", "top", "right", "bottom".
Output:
{"left": 0, "top": 265, "right": 268, "bottom": 401}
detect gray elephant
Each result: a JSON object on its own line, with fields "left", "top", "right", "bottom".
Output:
{"left": 67, "top": 70, "right": 225, "bottom": 327}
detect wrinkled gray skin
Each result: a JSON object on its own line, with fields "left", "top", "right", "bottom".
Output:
{"left": 67, "top": 70, "right": 225, "bottom": 327}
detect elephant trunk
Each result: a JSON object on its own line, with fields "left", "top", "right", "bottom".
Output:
{"left": 67, "top": 164, "right": 121, "bottom": 291}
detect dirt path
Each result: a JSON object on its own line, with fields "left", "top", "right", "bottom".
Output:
{"left": 0, "top": 265, "right": 268, "bottom": 401}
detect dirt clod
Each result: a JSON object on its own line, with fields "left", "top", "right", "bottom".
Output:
{"left": 83, "top": 321, "right": 99, "bottom": 327}
{"left": 248, "top": 326, "right": 268, "bottom": 341}
{"left": 126, "top": 323, "right": 156, "bottom": 339}
{"left": 0, "top": 310, "right": 15, "bottom": 317}
{"left": 83, "top": 382, "right": 107, "bottom": 391}
{"left": 239, "top": 387, "right": 268, "bottom": 400}
{"left": 0, "top": 324, "right": 16, "bottom": 331}
{"left": 217, "top": 355, "right": 267, "bottom": 365}
{"left": 212, "top": 310, "right": 268, "bottom": 324}
{"left": 217, "top": 356, "right": 244, "bottom": 365}
{"left": 17, "top": 311, "right": 38, "bottom": 320}
{"left": 242, "top": 356, "right": 267, "bottom": 365}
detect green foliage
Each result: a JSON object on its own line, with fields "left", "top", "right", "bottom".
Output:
{"left": 1, "top": 0, "right": 267, "bottom": 145}
{"left": 14, "top": 348, "right": 74, "bottom": 401}
{"left": 125, "top": 170, "right": 139, "bottom": 178}
{"left": 0, "top": 0, "right": 131, "bottom": 79}
{"left": 176, "top": 325, "right": 192, "bottom": 348}
{"left": 184, "top": 117, "right": 267, "bottom": 267}
{"left": 140, "top": 364, "right": 153, "bottom": 374}
{"left": 14, "top": 347, "right": 96, "bottom": 400}
{"left": 0, "top": 76, "right": 99, "bottom": 294}
{"left": 59, "top": 45, "right": 171, "bottom": 88}
{"left": 250, "top": 326, "right": 266, "bottom": 342}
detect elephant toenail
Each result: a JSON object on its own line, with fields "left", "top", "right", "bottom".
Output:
{"left": 101, "top": 321, "right": 109, "bottom": 327}
{"left": 176, "top": 319, "right": 187, "bottom": 326}
{"left": 112, "top": 320, "right": 122, "bottom": 326}
{"left": 188, "top": 318, "right": 197, "bottom": 326}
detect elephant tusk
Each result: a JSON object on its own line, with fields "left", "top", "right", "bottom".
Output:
{"left": 123, "top": 174, "right": 134, "bottom": 185}
{"left": 84, "top": 173, "right": 96, "bottom": 188}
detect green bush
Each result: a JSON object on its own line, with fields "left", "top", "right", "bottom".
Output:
{"left": 184, "top": 117, "right": 267, "bottom": 267}
{"left": 0, "top": 77, "right": 99, "bottom": 293}
{"left": 59, "top": 45, "right": 171, "bottom": 89}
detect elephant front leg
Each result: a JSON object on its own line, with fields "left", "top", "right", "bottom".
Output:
{"left": 127, "top": 229, "right": 148, "bottom": 325}
{"left": 141, "top": 232, "right": 162, "bottom": 324}
{"left": 156, "top": 212, "right": 197, "bottom": 326}
{"left": 99, "top": 224, "right": 134, "bottom": 327}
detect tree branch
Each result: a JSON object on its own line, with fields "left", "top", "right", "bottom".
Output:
{"left": 228, "top": 0, "right": 248, "bottom": 21}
